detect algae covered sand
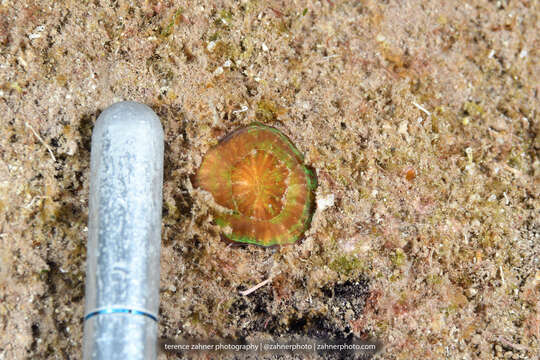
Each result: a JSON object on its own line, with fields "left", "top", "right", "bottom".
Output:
{"left": 0, "top": 0, "right": 538, "bottom": 359}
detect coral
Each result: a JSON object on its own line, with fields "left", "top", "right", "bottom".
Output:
{"left": 194, "top": 123, "right": 317, "bottom": 246}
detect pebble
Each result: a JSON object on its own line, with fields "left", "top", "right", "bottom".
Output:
{"left": 489, "top": 118, "right": 508, "bottom": 132}
{"left": 317, "top": 194, "right": 335, "bottom": 211}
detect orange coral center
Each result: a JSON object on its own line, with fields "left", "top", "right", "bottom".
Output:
{"left": 231, "top": 150, "right": 288, "bottom": 220}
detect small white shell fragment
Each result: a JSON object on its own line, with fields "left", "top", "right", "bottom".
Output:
{"left": 29, "top": 25, "right": 45, "bottom": 39}
{"left": 213, "top": 67, "right": 224, "bottom": 76}
{"left": 317, "top": 194, "right": 335, "bottom": 211}
{"left": 398, "top": 121, "right": 408, "bottom": 135}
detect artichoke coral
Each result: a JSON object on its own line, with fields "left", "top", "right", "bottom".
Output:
{"left": 195, "top": 123, "right": 317, "bottom": 246}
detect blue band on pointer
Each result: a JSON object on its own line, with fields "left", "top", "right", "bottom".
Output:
{"left": 84, "top": 308, "right": 158, "bottom": 322}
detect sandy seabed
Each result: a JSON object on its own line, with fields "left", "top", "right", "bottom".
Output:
{"left": 0, "top": 1, "right": 538, "bottom": 359}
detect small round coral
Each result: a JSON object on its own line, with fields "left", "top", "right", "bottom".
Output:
{"left": 195, "top": 123, "right": 317, "bottom": 246}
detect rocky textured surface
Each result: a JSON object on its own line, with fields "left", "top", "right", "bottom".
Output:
{"left": 0, "top": 1, "right": 538, "bottom": 359}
